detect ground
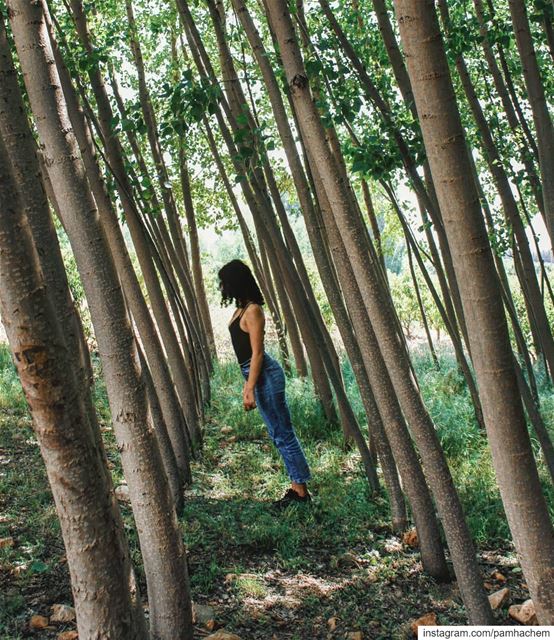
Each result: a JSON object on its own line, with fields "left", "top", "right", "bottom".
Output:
{"left": 0, "top": 348, "right": 551, "bottom": 639}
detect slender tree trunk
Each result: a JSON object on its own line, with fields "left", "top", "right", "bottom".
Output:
{"left": 394, "top": 0, "right": 554, "bottom": 622}
{"left": 8, "top": 2, "right": 194, "bottom": 635}
{"left": 472, "top": 0, "right": 545, "bottom": 219}
{"left": 305, "top": 143, "right": 448, "bottom": 577}
{"left": 125, "top": 0, "right": 212, "bottom": 389}
{"left": 407, "top": 242, "right": 439, "bottom": 368}
{"left": 267, "top": 1, "right": 491, "bottom": 619}
{"left": 201, "top": 120, "right": 293, "bottom": 371}
{"left": 360, "top": 179, "right": 385, "bottom": 274}
{"left": 178, "top": 144, "right": 217, "bottom": 364}
{"left": 439, "top": 0, "right": 554, "bottom": 381}
{"left": 0, "top": 126, "right": 148, "bottom": 640}
{"left": 508, "top": 0, "right": 554, "bottom": 250}
{"left": 318, "top": 0, "right": 471, "bottom": 353}
{"left": 43, "top": 8, "right": 192, "bottom": 489}
{"left": 67, "top": 0, "right": 202, "bottom": 447}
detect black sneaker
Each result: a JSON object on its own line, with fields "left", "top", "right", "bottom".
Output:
{"left": 272, "top": 488, "right": 311, "bottom": 511}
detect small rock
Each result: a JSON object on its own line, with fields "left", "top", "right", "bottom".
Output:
{"left": 327, "top": 616, "right": 338, "bottom": 631}
{"left": 509, "top": 599, "right": 538, "bottom": 625}
{"left": 114, "top": 485, "right": 130, "bottom": 502}
{"left": 488, "top": 587, "right": 510, "bottom": 610}
{"left": 0, "top": 537, "right": 14, "bottom": 549}
{"left": 193, "top": 603, "right": 215, "bottom": 625}
{"left": 50, "top": 604, "right": 76, "bottom": 623}
{"left": 205, "top": 632, "right": 241, "bottom": 640}
{"left": 58, "top": 632, "right": 78, "bottom": 640}
{"left": 403, "top": 528, "right": 419, "bottom": 548}
{"left": 30, "top": 615, "right": 49, "bottom": 630}
{"left": 347, "top": 633, "right": 363, "bottom": 640}
{"left": 410, "top": 613, "right": 437, "bottom": 636}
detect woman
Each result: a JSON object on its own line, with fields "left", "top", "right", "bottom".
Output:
{"left": 218, "top": 259, "right": 311, "bottom": 509}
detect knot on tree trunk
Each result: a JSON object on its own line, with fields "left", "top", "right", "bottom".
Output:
{"left": 290, "top": 73, "right": 308, "bottom": 90}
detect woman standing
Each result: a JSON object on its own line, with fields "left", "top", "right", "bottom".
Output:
{"left": 218, "top": 259, "right": 311, "bottom": 508}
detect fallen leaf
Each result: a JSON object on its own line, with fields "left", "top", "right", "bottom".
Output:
{"left": 402, "top": 528, "right": 419, "bottom": 548}
{"left": 50, "top": 604, "right": 76, "bottom": 623}
{"left": 58, "top": 632, "right": 78, "bottom": 640}
{"left": 384, "top": 538, "right": 403, "bottom": 553}
{"left": 221, "top": 426, "right": 233, "bottom": 435}
{"left": 492, "top": 571, "right": 506, "bottom": 582}
{"left": 509, "top": 600, "right": 538, "bottom": 625}
{"left": 347, "top": 633, "right": 363, "bottom": 640}
{"left": 410, "top": 613, "right": 437, "bottom": 636}
{"left": 205, "top": 631, "right": 242, "bottom": 640}
{"left": 0, "top": 537, "right": 14, "bottom": 549}
{"left": 30, "top": 615, "right": 49, "bottom": 630}
{"left": 488, "top": 587, "right": 509, "bottom": 610}
{"left": 327, "top": 616, "right": 338, "bottom": 631}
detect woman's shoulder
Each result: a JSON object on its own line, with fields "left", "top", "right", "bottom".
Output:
{"left": 242, "top": 302, "right": 265, "bottom": 324}
{"left": 244, "top": 302, "right": 264, "bottom": 315}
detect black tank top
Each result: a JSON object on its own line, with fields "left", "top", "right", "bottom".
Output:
{"left": 229, "top": 303, "right": 253, "bottom": 364}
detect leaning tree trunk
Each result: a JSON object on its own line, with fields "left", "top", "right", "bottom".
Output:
{"left": 68, "top": 0, "right": 202, "bottom": 447}
{"left": 42, "top": 8, "right": 192, "bottom": 495}
{"left": 0, "top": 134, "right": 147, "bottom": 640}
{"left": 8, "top": 1, "right": 194, "bottom": 636}
{"left": 508, "top": 0, "right": 554, "bottom": 252}
{"left": 266, "top": 0, "right": 492, "bottom": 622}
{"left": 232, "top": 2, "right": 405, "bottom": 517}
{"left": 394, "top": 0, "right": 554, "bottom": 623}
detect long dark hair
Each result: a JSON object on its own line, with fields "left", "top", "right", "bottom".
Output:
{"left": 218, "top": 260, "right": 264, "bottom": 308}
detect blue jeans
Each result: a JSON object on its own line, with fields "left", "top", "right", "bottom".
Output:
{"left": 241, "top": 354, "right": 311, "bottom": 484}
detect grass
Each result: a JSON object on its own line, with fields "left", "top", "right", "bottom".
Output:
{"left": 0, "top": 341, "right": 552, "bottom": 638}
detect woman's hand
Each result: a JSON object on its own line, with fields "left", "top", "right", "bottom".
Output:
{"left": 243, "top": 383, "right": 256, "bottom": 411}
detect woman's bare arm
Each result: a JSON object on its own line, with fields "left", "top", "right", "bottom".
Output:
{"left": 242, "top": 304, "right": 265, "bottom": 410}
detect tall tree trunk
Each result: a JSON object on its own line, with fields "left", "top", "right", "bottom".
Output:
{"left": 472, "top": 0, "right": 545, "bottom": 219}
{"left": 125, "top": 0, "right": 212, "bottom": 392}
{"left": 438, "top": 0, "right": 554, "bottom": 381}
{"left": 508, "top": 0, "right": 554, "bottom": 250}
{"left": 394, "top": 0, "right": 554, "bottom": 623}
{"left": 202, "top": 119, "right": 294, "bottom": 371}
{"left": 360, "top": 179, "right": 385, "bottom": 274}
{"left": 8, "top": 2, "right": 194, "bottom": 635}
{"left": 43, "top": 7, "right": 192, "bottom": 490}
{"left": 178, "top": 143, "right": 217, "bottom": 364}
{"left": 67, "top": 0, "right": 202, "bottom": 447}
{"left": 407, "top": 242, "right": 439, "bottom": 368}
{"left": 305, "top": 143, "right": 448, "bottom": 578}
{"left": 318, "top": 0, "right": 471, "bottom": 353}
{"left": 267, "top": 1, "right": 491, "bottom": 620}
{"left": 0, "top": 131, "right": 147, "bottom": 640}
